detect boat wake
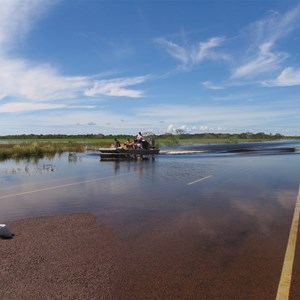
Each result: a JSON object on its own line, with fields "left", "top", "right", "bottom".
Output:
{"left": 160, "top": 150, "right": 207, "bottom": 155}
{"left": 161, "top": 140, "right": 300, "bottom": 156}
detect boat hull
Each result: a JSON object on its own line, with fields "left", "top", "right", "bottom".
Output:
{"left": 99, "top": 147, "right": 160, "bottom": 160}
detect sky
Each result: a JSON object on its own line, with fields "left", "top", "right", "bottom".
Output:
{"left": 0, "top": 0, "right": 300, "bottom": 136}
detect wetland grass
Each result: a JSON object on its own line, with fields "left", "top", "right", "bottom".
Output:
{"left": 0, "top": 133, "right": 297, "bottom": 161}
{"left": 0, "top": 142, "right": 85, "bottom": 161}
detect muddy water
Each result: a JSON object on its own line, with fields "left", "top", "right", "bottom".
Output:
{"left": 1, "top": 141, "right": 300, "bottom": 299}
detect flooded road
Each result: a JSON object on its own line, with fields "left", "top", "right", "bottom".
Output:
{"left": 1, "top": 140, "right": 300, "bottom": 299}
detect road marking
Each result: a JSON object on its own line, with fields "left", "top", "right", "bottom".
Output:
{"left": 187, "top": 175, "right": 213, "bottom": 185}
{"left": 0, "top": 172, "right": 133, "bottom": 200}
{"left": 276, "top": 184, "right": 300, "bottom": 300}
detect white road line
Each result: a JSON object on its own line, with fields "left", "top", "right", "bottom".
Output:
{"left": 0, "top": 172, "right": 105, "bottom": 192}
{"left": 187, "top": 175, "right": 213, "bottom": 185}
{"left": 0, "top": 172, "right": 133, "bottom": 200}
{"left": 275, "top": 184, "right": 300, "bottom": 300}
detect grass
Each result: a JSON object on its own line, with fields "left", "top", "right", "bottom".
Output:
{"left": 0, "top": 133, "right": 298, "bottom": 161}
{"left": 0, "top": 142, "right": 84, "bottom": 161}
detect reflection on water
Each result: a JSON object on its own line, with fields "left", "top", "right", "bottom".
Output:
{"left": 0, "top": 141, "right": 299, "bottom": 232}
{"left": 1, "top": 141, "right": 299, "bottom": 299}
{"left": 0, "top": 161, "right": 57, "bottom": 175}
{"left": 68, "top": 152, "right": 80, "bottom": 163}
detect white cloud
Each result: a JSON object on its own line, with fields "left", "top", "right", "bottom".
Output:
{"left": 134, "top": 103, "right": 299, "bottom": 130}
{"left": 0, "top": 0, "right": 148, "bottom": 115}
{"left": 231, "top": 4, "right": 300, "bottom": 80}
{"left": 0, "top": 55, "right": 147, "bottom": 104}
{"left": 193, "top": 37, "right": 227, "bottom": 62}
{"left": 179, "top": 124, "right": 187, "bottom": 131}
{"left": 0, "top": 57, "right": 90, "bottom": 101}
{"left": 262, "top": 67, "right": 300, "bottom": 86}
{"left": 155, "top": 38, "right": 189, "bottom": 66}
{"left": 0, "top": 0, "right": 57, "bottom": 53}
{"left": 199, "top": 125, "right": 209, "bottom": 131}
{"left": 202, "top": 81, "right": 224, "bottom": 90}
{"left": 84, "top": 76, "right": 147, "bottom": 98}
{"left": 192, "top": 125, "right": 208, "bottom": 131}
{"left": 232, "top": 42, "right": 287, "bottom": 78}
{"left": 265, "top": 4, "right": 300, "bottom": 44}
{"left": 155, "top": 36, "right": 226, "bottom": 69}
{"left": 166, "top": 124, "right": 175, "bottom": 133}
{"left": 0, "top": 102, "right": 65, "bottom": 113}
{"left": 0, "top": 1, "right": 74, "bottom": 103}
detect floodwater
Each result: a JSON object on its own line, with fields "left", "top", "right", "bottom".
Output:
{"left": 1, "top": 140, "right": 300, "bottom": 299}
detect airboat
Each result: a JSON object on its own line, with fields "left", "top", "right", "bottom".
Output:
{"left": 99, "top": 133, "right": 160, "bottom": 161}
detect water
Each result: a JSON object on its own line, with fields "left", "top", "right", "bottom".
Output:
{"left": 1, "top": 140, "right": 300, "bottom": 298}
{"left": 161, "top": 139, "right": 300, "bottom": 155}
{"left": 1, "top": 140, "right": 299, "bottom": 225}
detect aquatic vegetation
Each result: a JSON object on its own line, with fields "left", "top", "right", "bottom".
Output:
{"left": 0, "top": 142, "right": 85, "bottom": 161}
{"left": 0, "top": 133, "right": 298, "bottom": 161}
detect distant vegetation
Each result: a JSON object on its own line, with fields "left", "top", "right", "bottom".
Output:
{"left": 158, "top": 131, "right": 298, "bottom": 146}
{"left": 0, "top": 132, "right": 298, "bottom": 161}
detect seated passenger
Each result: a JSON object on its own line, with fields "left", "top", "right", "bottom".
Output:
{"left": 125, "top": 139, "right": 135, "bottom": 149}
{"left": 114, "top": 138, "right": 121, "bottom": 148}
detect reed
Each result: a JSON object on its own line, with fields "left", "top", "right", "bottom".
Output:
{"left": 0, "top": 133, "right": 297, "bottom": 161}
{"left": 0, "top": 142, "right": 86, "bottom": 161}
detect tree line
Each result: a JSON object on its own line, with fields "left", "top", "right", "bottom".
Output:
{"left": 0, "top": 132, "right": 298, "bottom": 140}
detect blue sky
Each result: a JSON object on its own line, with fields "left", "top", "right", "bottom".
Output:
{"left": 0, "top": 0, "right": 300, "bottom": 136}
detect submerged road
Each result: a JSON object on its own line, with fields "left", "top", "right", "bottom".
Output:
{"left": 276, "top": 184, "right": 300, "bottom": 300}
{"left": 0, "top": 146, "right": 300, "bottom": 299}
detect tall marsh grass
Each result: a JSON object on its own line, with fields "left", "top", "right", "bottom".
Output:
{"left": 0, "top": 142, "right": 85, "bottom": 161}
{"left": 1, "top": 133, "right": 296, "bottom": 161}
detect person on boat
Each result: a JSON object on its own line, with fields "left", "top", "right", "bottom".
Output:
{"left": 114, "top": 138, "right": 121, "bottom": 148}
{"left": 136, "top": 132, "right": 143, "bottom": 143}
{"left": 136, "top": 132, "right": 144, "bottom": 148}
{"left": 125, "top": 139, "right": 135, "bottom": 149}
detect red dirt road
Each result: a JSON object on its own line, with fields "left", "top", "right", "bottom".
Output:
{"left": 1, "top": 212, "right": 299, "bottom": 299}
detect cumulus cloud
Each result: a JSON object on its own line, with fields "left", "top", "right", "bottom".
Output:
{"left": 166, "top": 124, "right": 175, "bottom": 133}
{"left": 134, "top": 103, "right": 299, "bottom": 131}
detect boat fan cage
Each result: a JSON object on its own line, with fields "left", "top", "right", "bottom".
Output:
{"left": 142, "top": 132, "right": 156, "bottom": 147}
